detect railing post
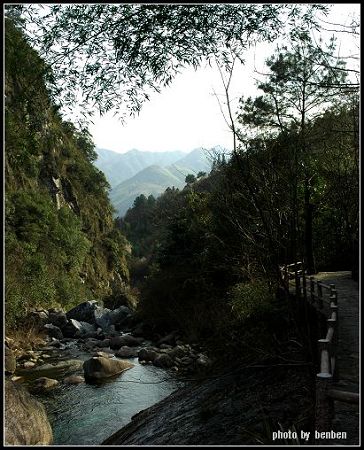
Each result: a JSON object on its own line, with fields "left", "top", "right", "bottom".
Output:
{"left": 315, "top": 338, "right": 334, "bottom": 439}
{"left": 318, "top": 338, "right": 331, "bottom": 374}
{"left": 329, "top": 286, "right": 337, "bottom": 306}
{"left": 328, "top": 311, "right": 339, "bottom": 381}
{"left": 284, "top": 265, "right": 289, "bottom": 290}
{"left": 295, "top": 262, "right": 301, "bottom": 299}
{"left": 315, "top": 373, "right": 334, "bottom": 438}
{"left": 310, "top": 276, "right": 315, "bottom": 303}
{"left": 317, "top": 281, "right": 323, "bottom": 308}
{"left": 302, "top": 267, "right": 307, "bottom": 301}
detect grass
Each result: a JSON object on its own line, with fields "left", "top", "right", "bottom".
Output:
{"left": 6, "top": 323, "right": 48, "bottom": 351}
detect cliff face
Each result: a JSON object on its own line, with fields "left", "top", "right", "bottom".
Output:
{"left": 5, "top": 19, "right": 131, "bottom": 326}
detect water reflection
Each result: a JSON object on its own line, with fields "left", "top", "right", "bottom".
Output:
{"left": 40, "top": 357, "right": 181, "bottom": 445}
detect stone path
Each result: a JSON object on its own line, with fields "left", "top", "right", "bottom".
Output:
{"left": 314, "top": 271, "right": 359, "bottom": 444}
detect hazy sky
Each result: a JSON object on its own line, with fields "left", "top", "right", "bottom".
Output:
{"left": 89, "top": 4, "right": 360, "bottom": 154}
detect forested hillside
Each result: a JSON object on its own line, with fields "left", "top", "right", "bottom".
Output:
{"left": 94, "top": 148, "right": 185, "bottom": 188}
{"left": 96, "top": 147, "right": 214, "bottom": 217}
{"left": 119, "top": 35, "right": 359, "bottom": 342}
{"left": 4, "top": 4, "right": 359, "bottom": 446}
{"left": 5, "top": 19, "right": 132, "bottom": 327}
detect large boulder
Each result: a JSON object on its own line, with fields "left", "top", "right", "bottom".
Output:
{"left": 110, "top": 335, "right": 143, "bottom": 349}
{"left": 157, "top": 331, "right": 178, "bottom": 347}
{"left": 31, "top": 377, "right": 59, "bottom": 393}
{"left": 83, "top": 356, "right": 134, "bottom": 382}
{"left": 17, "top": 359, "right": 84, "bottom": 378}
{"left": 48, "top": 311, "right": 68, "bottom": 329}
{"left": 138, "top": 347, "right": 159, "bottom": 363}
{"left": 5, "top": 380, "right": 53, "bottom": 445}
{"left": 94, "top": 307, "right": 112, "bottom": 330}
{"left": 62, "top": 319, "right": 96, "bottom": 338}
{"left": 5, "top": 347, "right": 16, "bottom": 374}
{"left": 115, "top": 346, "right": 139, "bottom": 358}
{"left": 63, "top": 375, "right": 85, "bottom": 385}
{"left": 153, "top": 354, "right": 174, "bottom": 368}
{"left": 26, "top": 309, "right": 49, "bottom": 327}
{"left": 66, "top": 300, "right": 100, "bottom": 324}
{"left": 43, "top": 323, "right": 63, "bottom": 340}
{"left": 95, "top": 306, "right": 132, "bottom": 331}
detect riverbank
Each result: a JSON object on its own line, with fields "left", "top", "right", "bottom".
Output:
{"left": 5, "top": 302, "right": 208, "bottom": 445}
{"left": 5, "top": 299, "right": 316, "bottom": 445}
{"left": 103, "top": 356, "right": 315, "bottom": 445}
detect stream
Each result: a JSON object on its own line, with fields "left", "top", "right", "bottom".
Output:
{"left": 17, "top": 342, "right": 183, "bottom": 445}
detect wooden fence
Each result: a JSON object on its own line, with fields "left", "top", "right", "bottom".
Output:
{"left": 280, "top": 261, "right": 359, "bottom": 433}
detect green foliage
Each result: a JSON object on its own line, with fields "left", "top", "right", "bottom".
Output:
{"left": 5, "top": 21, "right": 131, "bottom": 327}
{"left": 14, "top": 4, "right": 326, "bottom": 119}
{"left": 229, "top": 281, "right": 273, "bottom": 322}
{"left": 125, "top": 102, "right": 358, "bottom": 344}
{"left": 185, "top": 174, "right": 196, "bottom": 184}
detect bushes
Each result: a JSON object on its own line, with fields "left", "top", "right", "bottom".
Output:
{"left": 229, "top": 280, "right": 274, "bottom": 322}
{"left": 6, "top": 192, "right": 92, "bottom": 325}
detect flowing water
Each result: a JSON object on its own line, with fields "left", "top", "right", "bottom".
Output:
{"left": 19, "top": 344, "right": 183, "bottom": 445}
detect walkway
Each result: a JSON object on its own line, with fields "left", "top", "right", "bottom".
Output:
{"left": 314, "top": 271, "right": 359, "bottom": 444}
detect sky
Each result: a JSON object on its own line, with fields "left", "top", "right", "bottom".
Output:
{"left": 89, "top": 4, "right": 360, "bottom": 154}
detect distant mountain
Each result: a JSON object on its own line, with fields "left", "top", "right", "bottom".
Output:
{"left": 168, "top": 147, "right": 213, "bottom": 179}
{"left": 110, "top": 147, "right": 222, "bottom": 216}
{"left": 109, "top": 165, "right": 186, "bottom": 217}
{"left": 94, "top": 148, "right": 185, "bottom": 188}
{"left": 96, "top": 146, "right": 225, "bottom": 217}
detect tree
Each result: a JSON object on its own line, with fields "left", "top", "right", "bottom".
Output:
{"left": 11, "top": 4, "right": 327, "bottom": 120}
{"left": 238, "top": 31, "right": 349, "bottom": 273}
{"left": 185, "top": 174, "right": 196, "bottom": 184}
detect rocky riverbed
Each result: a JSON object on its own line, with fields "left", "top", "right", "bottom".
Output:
{"left": 5, "top": 300, "right": 315, "bottom": 446}
{"left": 5, "top": 301, "right": 211, "bottom": 445}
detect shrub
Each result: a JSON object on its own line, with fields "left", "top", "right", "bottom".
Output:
{"left": 229, "top": 280, "right": 274, "bottom": 322}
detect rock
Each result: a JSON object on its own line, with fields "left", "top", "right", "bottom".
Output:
{"left": 131, "top": 322, "right": 145, "bottom": 337}
{"left": 180, "top": 356, "right": 194, "bottom": 366}
{"left": 63, "top": 375, "right": 85, "bottom": 385}
{"left": 84, "top": 338, "right": 100, "bottom": 350}
{"left": 49, "top": 338, "right": 62, "bottom": 348}
{"left": 5, "top": 380, "right": 53, "bottom": 445}
{"left": 23, "top": 361, "right": 36, "bottom": 369}
{"left": 5, "top": 336, "right": 15, "bottom": 349}
{"left": 82, "top": 331, "right": 100, "bottom": 339}
{"left": 66, "top": 300, "right": 100, "bottom": 324}
{"left": 83, "top": 357, "right": 134, "bottom": 382}
{"left": 94, "top": 338, "right": 111, "bottom": 348}
{"left": 43, "top": 323, "right": 63, "bottom": 340}
{"left": 138, "top": 348, "right": 159, "bottom": 362}
{"left": 26, "top": 310, "right": 49, "bottom": 327}
{"left": 196, "top": 355, "right": 211, "bottom": 367}
{"left": 157, "top": 332, "right": 178, "bottom": 347}
{"left": 5, "top": 347, "right": 16, "bottom": 374}
{"left": 17, "top": 359, "right": 83, "bottom": 378}
{"left": 10, "top": 375, "right": 24, "bottom": 383}
{"left": 32, "top": 377, "right": 59, "bottom": 392}
{"left": 110, "top": 335, "right": 143, "bottom": 349}
{"left": 93, "top": 351, "right": 113, "bottom": 358}
{"left": 95, "top": 306, "right": 132, "bottom": 331}
{"left": 169, "top": 346, "right": 187, "bottom": 359}
{"left": 153, "top": 354, "right": 174, "bottom": 368}
{"left": 94, "top": 307, "right": 113, "bottom": 330}
{"left": 47, "top": 311, "right": 68, "bottom": 329}
{"left": 159, "top": 343, "right": 173, "bottom": 350}
{"left": 62, "top": 319, "right": 96, "bottom": 338}
{"left": 115, "top": 346, "right": 139, "bottom": 358}
{"left": 98, "top": 348, "right": 115, "bottom": 356}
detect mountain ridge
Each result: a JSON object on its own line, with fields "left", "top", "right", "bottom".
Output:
{"left": 98, "top": 146, "right": 226, "bottom": 217}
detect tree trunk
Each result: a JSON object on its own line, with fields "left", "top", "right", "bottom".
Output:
{"left": 304, "top": 176, "right": 315, "bottom": 274}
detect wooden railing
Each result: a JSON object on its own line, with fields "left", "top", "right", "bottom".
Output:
{"left": 279, "top": 261, "right": 359, "bottom": 432}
